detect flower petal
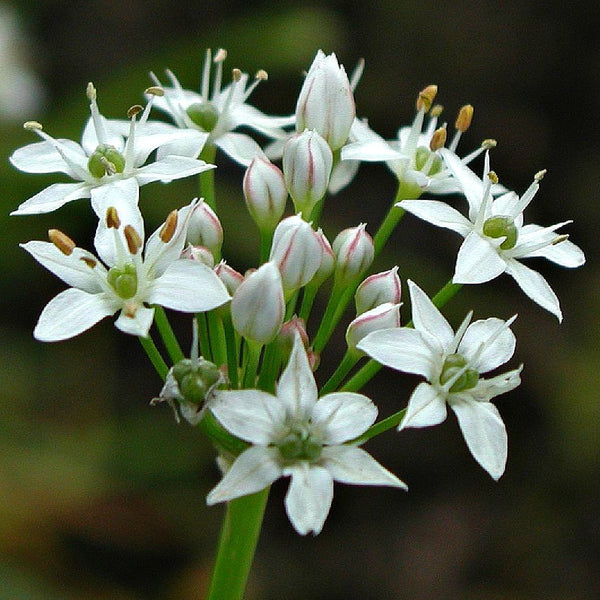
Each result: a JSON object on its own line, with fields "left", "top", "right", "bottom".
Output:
{"left": 114, "top": 305, "right": 155, "bottom": 337}
{"left": 399, "top": 382, "right": 448, "bottom": 430}
{"left": 312, "top": 392, "right": 377, "bottom": 444}
{"left": 399, "top": 200, "right": 473, "bottom": 237}
{"left": 206, "top": 446, "right": 282, "bottom": 505}
{"left": 11, "top": 182, "right": 91, "bottom": 215}
{"left": 453, "top": 232, "right": 507, "bottom": 284}
{"left": 10, "top": 138, "right": 88, "bottom": 176}
{"left": 439, "top": 148, "right": 485, "bottom": 215}
{"left": 320, "top": 446, "right": 407, "bottom": 489}
{"left": 469, "top": 367, "right": 522, "bottom": 401}
{"left": 33, "top": 288, "right": 117, "bottom": 341}
{"left": 408, "top": 280, "right": 454, "bottom": 351}
{"left": 516, "top": 224, "right": 585, "bottom": 267}
{"left": 459, "top": 318, "right": 516, "bottom": 373}
{"left": 449, "top": 397, "right": 507, "bottom": 480}
{"left": 284, "top": 463, "right": 333, "bottom": 535}
{"left": 215, "top": 132, "right": 263, "bottom": 167}
{"left": 134, "top": 156, "right": 215, "bottom": 185}
{"left": 210, "top": 389, "right": 286, "bottom": 444}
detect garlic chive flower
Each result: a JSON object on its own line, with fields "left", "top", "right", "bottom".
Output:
{"left": 21, "top": 200, "right": 230, "bottom": 340}
{"left": 398, "top": 150, "right": 586, "bottom": 320}
{"left": 10, "top": 84, "right": 214, "bottom": 216}
{"left": 358, "top": 280, "right": 522, "bottom": 480}
{"left": 207, "top": 334, "right": 406, "bottom": 535}
{"left": 150, "top": 48, "right": 294, "bottom": 167}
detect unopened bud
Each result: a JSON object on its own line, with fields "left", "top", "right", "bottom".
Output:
{"left": 429, "top": 126, "right": 447, "bottom": 151}
{"left": 215, "top": 260, "right": 244, "bottom": 296}
{"left": 455, "top": 104, "right": 473, "bottom": 132}
{"left": 309, "top": 228, "right": 335, "bottom": 288}
{"left": 416, "top": 85, "right": 438, "bottom": 112}
{"left": 332, "top": 224, "right": 374, "bottom": 285}
{"left": 346, "top": 303, "right": 401, "bottom": 352}
{"left": 124, "top": 225, "right": 142, "bottom": 254}
{"left": 276, "top": 316, "right": 309, "bottom": 363}
{"left": 181, "top": 245, "right": 215, "bottom": 267}
{"left": 186, "top": 200, "right": 223, "bottom": 257}
{"left": 48, "top": 229, "right": 75, "bottom": 256}
{"left": 355, "top": 266, "right": 402, "bottom": 314}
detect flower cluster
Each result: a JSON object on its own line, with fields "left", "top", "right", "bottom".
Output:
{"left": 12, "top": 48, "right": 584, "bottom": 537}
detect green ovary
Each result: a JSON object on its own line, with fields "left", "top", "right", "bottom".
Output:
{"left": 172, "top": 358, "right": 221, "bottom": 405}
{"left": 186, "top": 102, "right": 220, "bottom": 132}
{"left": 414, "top": 146, "right": 442, "bottom": 175}
{"left": 439, "top": 353, "right": 479, "bottom": 393}
{"left": 88, "top": 144, "right": 126, "bottom": 178}
{"left": 278, "top": 427, "right": 322, "bottom": 462}
{"left": 483, "top": 215, "right": 518, "bottom": 250}
{"left": 107, "top": 264, "right": 138, "bottom": 299}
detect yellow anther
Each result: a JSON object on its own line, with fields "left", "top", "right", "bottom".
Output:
{"left": 429, "top": 126, "right": 447, "bottom": 151}
{"left": 106, "top": 206, "right": 121, "bottom": 229}
{"left": 86, "top": 82, "right": 97, "bottom": 101}
{"left": 488, "top": 171, "right": 499, "bottom": 185}
{"left": 214, "top": 48, "right": 228, "bottom": 62}
{"left": 144, "top": 86, "right": 164, "bottom": 97}
{"left": 124, "top": 225, "right": 142, "bottom": 254}
{"left": 127, "top": 104, "right": 144, "bottom": 119}
{"left": 23, "top": 120, "right": 43, "bottom": 131}
{"left": 255, "top": 69, "right": 268, "bottom": 81}
{"left": 552, "top": 234, "right": 569, "bottom": 245}
{"left": 535, "top": 169, "right": 547, "bottom": 182}
{"left": 482, "top": 138, "right": 497, "bottom": 149}
{"left": 430, "top": 104, "right": 444, "bottom": 118}
{"left": 232, "top": 68, "right": 242, "bottom": 82}
{"left": 416, "top": 85, "right": 438, "bottom": 112}
{"left": 455, "top": 104, "right": 474, "bottom": 132}
{"left": 48, "top": 229, "right": 76, "bottom": 256}
{"left": 159, "top": 210, "right": 178, "bottom": 243}
{"left": 80, "top": 256, "right": 97, "bottom": 268}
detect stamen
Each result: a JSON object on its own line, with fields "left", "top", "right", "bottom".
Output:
{"left": 80, "top": 256, "right": 97, "bottom": 268}
{"left": 242, "top": 69, "right": 268, "bottom": 101}
{"left": 482, "top": 138, "right": 497, "bottom": 149}
{"left": 145, "top": 86, "right": 164, "bottom": 97}
{"left": 201, "top": 48, "right": 212, "bottom": 102}
{"left": 23, "top": 120, "right": 43, "bottom": 131}
{"left": 349, "top": 57, "right": 365, "bottom": 92}
{"left": 87, "top": 81, "right": 108, "bottom": 146}
{"left": 488, "top": 171, "right": 499, "bottom": 185}
{"left": 106, "top": 206, "right": 121, "bottom": 229}
{"left": 430, "top": 104, "right": 444, "bottom": 118}
{"left": 159, "top": 210, "right": 178, "bottom": 243}
{"left": 212, "top": 49, "right": 227, "bottom": 98}
{"left": 535, "top": 169, "right": 547, "bottom": 182}
{"left": 416, "top": 84, "right": 438, "bottom": 112}
{"left": 455, "top": 104, "right": 474, "bottom": 133}
{"left": 48, "top": 229, "right": 76, "bottom": 256}
{"left": 429, "top": 125, "right": 447, "bottom": 151}
{"left": 553, "top": 234, "right": 569, "bottom": 245}
{"left": 124, "top": 225, "right": 142, "bottom": 254}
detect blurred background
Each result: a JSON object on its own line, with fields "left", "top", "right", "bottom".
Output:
{"left": 1, "top": 1, "right": 598, "bottom": 598}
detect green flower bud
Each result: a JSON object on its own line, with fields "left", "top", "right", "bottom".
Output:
{"left": 186, "top": 102, "right": 220, "bottom": 132}
{"left": 87, "top": 144, "right": 126, "bottom": 178}
{"left": 172, "top": 357, "right": 221, "bottom": 406}
{"left": 107, "top": 263, "right": 138, "bottom": 299}
{"left": 483, "top": 216, "right": 518, "bottom": 250}
{"left": 440, "top": 353, "right": 479, "bottom": 393}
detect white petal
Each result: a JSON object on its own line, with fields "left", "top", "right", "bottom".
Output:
{"left": 470, "top": 367, "right": 522, "bottom": 401}
{"left": 439, "top": 148, "right": 484, "bottom": 215}
{"left": 276, "top": 335, "right": 318, "bottom": 419}
{"left": 284, "top": 463, "right": 333, "bottom": 535}
{"left": 341, "top": 139, "right": 403, "bottom": 161}
{"left": 516, "top": 224, "right": 585, "bottom": 267}
{"left": 320, "top": 446, "right": 407, "bottom": 489}
{"left": 357, "top": 327, "right": 437, "bottom": 379}
{"left": 206, "top": 446, "right": 282, "bottom": 504}
{"left": 328, "top": 159, "right": 360, "bottom": 194}
{"left": 215, "top": 132, "right": 263, "bottom": 167}
{"left": 400, "top": 382, "right": 448, "bottom": 430}
{"left": 453, "top": 232, "right": 507, "bottom": 284}
{"left": 312, "top": 393, "right": 377, "bottom": 444}
{"left": 449, "top": 398, "right": 507, "bottom": 480}
{"left": 408, "top": 280, "right": 454, "bottom": 351}
{"left": 210, "top": 389, "right": 286, "bottom": 444}
{"left": 134, "top": 156, "right": 215, "bottom": 185}
{"left": 11, "top": 182, "right": 91, "bottom": 215}
{"left": 33, "top": 288, "right": 117, "bottom": 341}
{"left": 399, "top": 200, "right": 473, "bottom": 236}
{"left": 146, "top": 261, "right": 230, "bottom": 312}
{"left": 10, "top": 138, "right": 87, "bottom": 176}
{"left": 504, "top": 259, "right": 562, "bottom": 321}
{"left": 20, "top": 241, "right": 103, "bottom": 293}
{"left": 156, "top": 129, "right": 209, "bottom": 160}
{"left": 459, "top": 318, "right": 516, "bottom": 373}
{"left": 114, "top": 305, "right": 155, "bottom": 336}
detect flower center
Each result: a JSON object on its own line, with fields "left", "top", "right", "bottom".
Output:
{"left": 186, "top": 102, "right": 220, "bottom": 132}
{"left": 172, "top": 357, "right": 222, "bottom": 405}
{"left": 278, "top": 426, "right": 322, "bottom": 463}
{"left": 414, "top": 146, "right": 442, "bottom": 175}
{"left": 483, "top": 215, "right": 518, "bottom": 250}
{"left": 87, "top": 144, "right": 126, "bottom": 178}
{"left": 439, "top": 353, "right": 479, "bottom": 393}
{"left": 107, "top": 263, "right": 138, "bottom": 299}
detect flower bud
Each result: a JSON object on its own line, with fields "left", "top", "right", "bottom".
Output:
{"left": 283, "top": 130, "right": 333, "bottom": 218}
{"left": 309, "top": 228, "right": 335, "bottom": 288}
{"left": 269, "top": 215, "right": 323, "bottom": 294}
{"left": 296, "top": 50, "right": 355, "bottom": 151}
{"left": 181, "top": 244, "right": 215, "bottom": 267}
{"left": 355, "top": 266, "right": 402, "bottom": 314}
{"left": 186, "top": 199, "right": 223, "bottom": 258}
{"left": 243, "top": 154, "right": 288, "bottom": 233}
{"left": 276, "top": 316, "right": 309, "bottom": 361}
{"left": 231, "top": 262, "right": 285, "bottom": 345}
{"left": 332, "top": 224, "right": 374, "bottom": 285}
{"left": 214, "top": 260, "right": 244, "bottom": 296}
{"left": 346, "top": 303, "right": 401, "bottom": 352}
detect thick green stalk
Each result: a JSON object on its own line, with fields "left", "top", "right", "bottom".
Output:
{"left": 352, "top": 408, "right": 407, "bottom": 445}
{"left": 222, "top": 314, "right": 240, "bottom": 388}
{"left": 206, "top": 487, "right": 270, "bottom": 600}
{"left": 320, "top": 349, "right": 362, "bottom": 395}
{"left": 207, "top": 310, "right": 227, "bottom": 369}
{"left": 138, "top": 334, "right": 169, "bottom": 381}
{"left": 153, "top": 306, "right": 184, "bottom": 364}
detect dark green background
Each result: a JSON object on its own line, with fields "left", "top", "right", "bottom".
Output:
{"left": 1, "top": 1, "right": 598, "bottom": 598}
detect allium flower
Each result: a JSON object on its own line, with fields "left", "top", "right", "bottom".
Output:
{"left": 358, "top": 280, "right": 522, "bottom": 480}
{"left": 398, "top": 150, "right": 586, "bottom": 320}
{"left": 151, "top": 49, "right": 294, "bottom": 167}
{"left": 10, "top": 84, "right": 212, "bottom": 216}
{"left": 207, "top": 334, "right": 406, "bottom": 535}
{"left": 21, "top": 200, "right": 230, "bottom": 340}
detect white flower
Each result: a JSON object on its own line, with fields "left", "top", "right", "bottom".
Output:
{"left": 207, "top": 335, "right": 406, "bottom": 535}
{"left": 151, "top": 49, "right": 294, "bottom": 167}
{"left": 10, "top": 84, "right": 212, "bottom": 216}
{"left": 358, "top": 280, "right": 522, "bottom": 480}
{"left": 21, "top": 200, "right": 230, "bottom": 340}
{"left": 398, "top": 150, "right": 586, "bottom": 320}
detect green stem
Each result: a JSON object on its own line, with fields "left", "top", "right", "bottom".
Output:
{"left": 138, "top": 334, "right": 169, "bottom": 381}
{"left": 321, "top": 350, "right": 362, "bottom": 395}
{"left": 196, "top": 313, "right": 213, "bottom": 362}
{"left": 207, "top": 310, "right": 227, "bottom": 369}
{"left": 222, "top": 314, "right": 240, "bottom": 389}
{"left": 199, "top": 144, "right": 218, "bottom": 211}
{"left": 242, "top": 340, "right": 262, "bottom": 389}
{"left": 206, "top": 487, "right": 270, "bottom": 600}
{"left": 153, "top": 306, "right": 184, "bottom": 364}
{"left": 340, "top": 358, "right": 382, "bottom": 393}
{"left": 351, "top": 408, "right": 407, "bottom": 445}
{"left": 432, "top": 281, "right": 463, "bottom": 308}
{"left": 298, "top": 282, "right": 318, "bottom": 324}
{"left": 259, "top": 228, "right": 274, "bottom": 264}
{"left": 312, "top": 283, "right": 344, "bottom": 354}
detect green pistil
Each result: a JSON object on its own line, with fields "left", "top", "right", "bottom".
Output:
{"left": 415, "top": 146, "right": 442, "bottom": 175}
{"left": 187, "top": 102, "right": 220, "bottom": 132}
{"left": 278, "top": 428, "right": 322, "bottom": 462}
{"left": 88, "top": 144, "right": 126, "bottom": 177}
{"left": 107, "top": 263, "right": 138, "bottom": 299}
{"left": 439, "top": 353, "right": 479, "bottom": 393}
{"left": 483, "top": 215, "right": 518, "bottom": 250}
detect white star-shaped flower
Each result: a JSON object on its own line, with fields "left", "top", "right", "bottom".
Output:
{"left": 10, "top": 83, "right": 212, "bottom": 216}
{"left": 207, "top": 334, "right": 406, "bottom": 535}
{"left": 21, "top": 200, "right": 230, "bottom": 340}
{"left": 398, "top": 149, "right": 586, "bottom": 320}
{"left": 150, "top": 48, "right": 294, "bottom": 167}
{"left": 358, "top": 280, "right": 522, "bottom": 480}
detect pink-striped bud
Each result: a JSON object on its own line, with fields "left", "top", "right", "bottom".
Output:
{"left": 309, "top": 228, "right": 335, "bottom": 288}
{"left": 283, "top": 130, "right": 333, "bottom": 218}
{"left": 296, "top": 50, "right": 355, "bottom": 151}
{"left": 355, "top": 266, "right": 402, "bottom": 314}
{"left": 186, "top": 199, "right": 223, "bottom": 258}
{"left": 346, "top": 303, "right": 401, "bottom": 352}
{"left": 332, "top": 224, "right": 374, "bottom": 285}
{"left": 276, "top": 316, "right": 309, "bottom": 359}
{"left": 231, "top": 262, "right": 285, "bottom": 345}
{"left": 214, "top": 260, "right": 244, "bottom": 296}
{"left": 243, "top": 154, "right": 288, "bottom": 233}
{"left": 181, "top": 244, "right": 215, "bottom": 267}
{"left": 269, "top": 215, "right": 323, "bottom": 294}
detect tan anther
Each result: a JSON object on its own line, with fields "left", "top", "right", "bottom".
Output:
{"left": 127, "top": 104, "right": 144, "bottom": 119}
{"left": 429, "top": 126, "right": 447, "bottom": 151}
{"left": 416, "top": 85, "right": 438, "bottom": 112}
{"left": 552, "top": 234, "right": 569, "bottom": 245}
{"left": 86, "top": 82, "right": 97, "bottom": 101}
{"left": 123, "top": 301, "right": 138, "bottom": 318}
{"left": 124, "top": 225, "right": 142, "bottom": 254}
{"left": 255, "top": 69, "right": 268, "bottom": 81}
{"left": 488, "top": 171, "right": 499, "bottom": 184}
{"left": 214, "top": 48, "right": 228, "bottom": 62}
{"left": 159, "top": 210, "right": 178, "bottom": 243}
{"left": 106, "top": 206, "right": 121, "bottom": 229}
{"left": 482, "top": 138, "right": 497, "bottom": 149}
{"left": 24, "top": 120, "right": 43, "bottom": 131}
{"left": 430, "top": 104, "right": 444, "bottom": 118}
{"left": 145, "top": 86, "right": 164, "bottom": 97}
{"left": 80, "top": 256, "right": 97, "bottom": 268}
{"left": 455, "top": 105, "right": 474, "bottom": 132}
{"left": 535, "top": 169, "right": 547, "bottom": 182}
{"left": 48, "top": 229, "right": 76, "bottom": 256}
{"left": 232, "top": 68, "right": 242, "bottom": 82}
